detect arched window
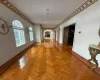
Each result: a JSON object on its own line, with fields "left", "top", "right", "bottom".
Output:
{"left": 12, "top": 20, "right": 25, "bottom": 47}
{"left": 29, "top": 26, "right": 34, "bottom": 41}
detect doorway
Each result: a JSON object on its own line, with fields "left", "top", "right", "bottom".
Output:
{"left": 63, "top": 23, "right": 75, "bottom": 46}
{"left": 43, "top": 29, "right": 55, "bottom": 40}
{"left": 45, "top": 31, "right": 50, "bottom": 38}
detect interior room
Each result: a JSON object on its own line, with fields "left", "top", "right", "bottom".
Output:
{"left": 0, "top": 0, "right": 100, "bottom": 80}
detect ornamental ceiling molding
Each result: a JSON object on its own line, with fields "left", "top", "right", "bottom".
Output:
{"left": 55, "top": 0, "right": 98, "bottom": 28}
{"left": 0, "top": 0, "right": 35, "bottom": 25}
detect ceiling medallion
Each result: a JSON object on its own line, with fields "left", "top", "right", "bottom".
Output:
{"left": 55, "top": 0, "right": 98, "bottom": 28}
{"left": 0, "top": 0, "right": 34, "bottom": 25}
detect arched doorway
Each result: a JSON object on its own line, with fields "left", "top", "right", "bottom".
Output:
{"left": 43, "top": 29, "right": 55, "bottom": 40}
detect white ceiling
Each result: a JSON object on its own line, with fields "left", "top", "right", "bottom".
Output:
{"left": 9, "top": 0, "right": 86, "bottom": 28}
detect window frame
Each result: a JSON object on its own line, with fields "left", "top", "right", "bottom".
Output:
{"left": 12, "top": 20, "right": 26, "bottom": 47}
{"left": 29, "top": 26, "right": 34, "bottom": 41}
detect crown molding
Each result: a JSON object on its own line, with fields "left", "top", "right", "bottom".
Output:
{"left": 55, "top": 0, "right": 98, "bottom": 28}
{"left": 40, "top": 24, "right": 44, "bottom": 29}
{"left": 0, "top": 0, "right": 98, "bottom": 28}
{"left": 0, "top": 0, "right": 35, "bottom": 25}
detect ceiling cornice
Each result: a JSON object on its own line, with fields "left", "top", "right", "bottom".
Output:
{"left": 0, "top": 0, "right": 35, "bottom": 25}
{"left": 55, "top": 0, "right": 98, "bottom": 29}
{"left": 40, "top": 24, "right": 44, "bottom": 29}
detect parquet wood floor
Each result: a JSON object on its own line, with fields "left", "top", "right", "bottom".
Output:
{"left": 0, "top": 40, "right": 100, "bottom": 80}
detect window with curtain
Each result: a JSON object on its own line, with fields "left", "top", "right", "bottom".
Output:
{"left": 12, "top": 20, "right": 25, "bottom": 47}
{"left": 29, "top": 26, "right": 34, "bottom": 41}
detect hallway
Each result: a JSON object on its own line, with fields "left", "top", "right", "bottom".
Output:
{"left": 0, "top": 40, "right": 100, "bottom": 80}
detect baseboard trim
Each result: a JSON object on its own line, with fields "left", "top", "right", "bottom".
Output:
{"left": 64, "top": 46, "right": 100, "bottom": 76}
{"left": 0, "top": 42, "right": 36, "bottom": 75}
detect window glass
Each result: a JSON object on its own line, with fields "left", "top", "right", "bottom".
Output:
{"left": 12, "top": 20, "right": 25, "bottom": 47}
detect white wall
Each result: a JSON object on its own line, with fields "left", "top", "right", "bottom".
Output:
{"left": 55, "top": 27, "right": 59, "bottom": 42}
{"left": 58, "top": 1, "right": 100, "bottom": 66}
{"left": 0, "top": 4, "right": 35, "bottom": 66}
{"left": 40, "top": 27, "right": 43, "bottom": 41}
{"left": 33, "top": 24, "right": 43, "bottom": 42}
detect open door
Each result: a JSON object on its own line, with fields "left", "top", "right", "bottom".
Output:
{"left": 63, "top": 27, "right": 69, "bottom": 45}
{"left": 63, "top": 23, "right": 75, "bottom": 47}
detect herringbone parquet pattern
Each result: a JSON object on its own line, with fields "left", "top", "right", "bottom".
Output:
{"left": 0, "top": 40, "right": 100, "bottom": 80}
